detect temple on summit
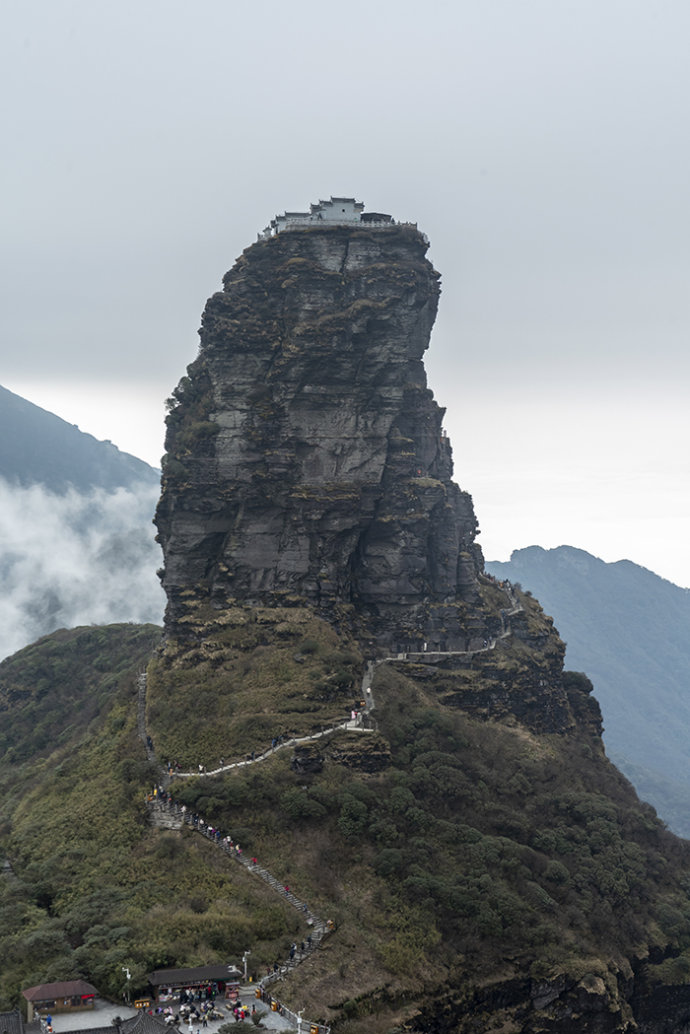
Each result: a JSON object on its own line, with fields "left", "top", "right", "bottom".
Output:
{"left": 263, "top": 196, "right": 394, "bottom": 236}
{"left": 156, "top": 206, "right": 487, "bottom": 653}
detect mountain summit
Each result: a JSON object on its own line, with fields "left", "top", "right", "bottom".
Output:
{"left": 7, "top": 206, "right": 690, "bottom": 1033}
{"left": 155, "top": 213, "right": 484, "bottom": 651}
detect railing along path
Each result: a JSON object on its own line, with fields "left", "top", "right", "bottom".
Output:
{"left": 140, "top": 581, "right": 521, "bottom": 1032}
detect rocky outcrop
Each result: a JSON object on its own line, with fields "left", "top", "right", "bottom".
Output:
{"left": 416, "top": 954, "right": 690, "bottom": 1034}
{"left": 155, "top": 222, "right": 484, "bottom": 651}
{"left": 416, "top": 968, "right": 636, "bottom": 1034}
{"left": 326, "top": 732, "right": 392, "bottom": 772}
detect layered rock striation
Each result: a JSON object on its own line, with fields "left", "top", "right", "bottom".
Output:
{"left": 156, "top": 220, "right": 485, "bottom": 650}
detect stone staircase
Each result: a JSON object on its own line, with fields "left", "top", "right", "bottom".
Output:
{"left": 139, "top": 579, "right": 522, "bottom": 1030}
{"left": 146, "top": 798, "right": 331, "bottom": 989}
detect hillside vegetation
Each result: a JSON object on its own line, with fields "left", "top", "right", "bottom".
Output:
{"left": 146, "top": 602, "right": 365, "bottom": 768}
{"left": 0, "top": 624, "right": 308, "bottom": 1007}
{"left": 4, "top": 598, "right": 690, "bottom": 1031}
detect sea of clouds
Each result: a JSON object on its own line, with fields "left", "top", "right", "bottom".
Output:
{"left": 0, "top": 477, "right": 165, "bottom": 661}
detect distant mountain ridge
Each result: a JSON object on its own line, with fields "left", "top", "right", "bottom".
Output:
{"left": 0, "top": 385, "right": 163, "bottom": 660}
{"left": 486, "top": 545, "right": 690, "bottom": 836}
{"left": 0, "top": 383, "right": 158, "bottom": 491}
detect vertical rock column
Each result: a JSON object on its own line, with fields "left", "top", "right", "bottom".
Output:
{"left": 155, "top": 223, "right": 484, "bottom": 649}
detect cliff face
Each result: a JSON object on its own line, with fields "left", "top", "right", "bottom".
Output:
{"left": 146, "top": 212, "right": 690, "bottom": 1034}
{"left": 155, "top": 224, "right": 483, "bottom": 650}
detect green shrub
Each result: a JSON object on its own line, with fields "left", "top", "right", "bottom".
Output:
{"left": 338, "top": 795, "right": 369, "bottom": 838}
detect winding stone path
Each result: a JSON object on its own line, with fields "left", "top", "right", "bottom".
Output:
{"left": 142, "top": 582, "right": 523, "bottom": 782}
{"left": 175, "top": 715, "right": 374, "bottom": 780}
{"left": 141, "top": 675, "right": 333, "bottom": 1032}
{"left": 140, "top": 580, "right": 521, "bottom": 1031}
{"left": 146, "top": 797, "right": 332, "bottom": 1031}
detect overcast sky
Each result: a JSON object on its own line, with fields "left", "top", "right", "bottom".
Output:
{"left": 2, "top": 0, "right": 689, "bottom": 586}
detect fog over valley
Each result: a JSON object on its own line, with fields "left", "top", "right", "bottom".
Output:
{"left": 0, "top": 477, "right": 164, "bottom": 661}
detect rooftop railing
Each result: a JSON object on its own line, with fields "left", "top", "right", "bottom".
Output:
{"left": 260, "top": 220, "right": 428, "bottom": 245}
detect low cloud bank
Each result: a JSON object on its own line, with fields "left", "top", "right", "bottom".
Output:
{"left": 0, "top": 477, "right": 165, "bottom": 661}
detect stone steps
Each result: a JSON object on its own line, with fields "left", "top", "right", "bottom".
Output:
{"left": 138, "top": 585, "right": 520, "bottom": 1033}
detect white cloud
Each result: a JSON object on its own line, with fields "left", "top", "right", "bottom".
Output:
{"left": 0, "top": 478, "right": 164, "bottom": 661}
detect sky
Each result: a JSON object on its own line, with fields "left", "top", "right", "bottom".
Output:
{"left": 2, "top": 0, "right": 689, "bottom": 587}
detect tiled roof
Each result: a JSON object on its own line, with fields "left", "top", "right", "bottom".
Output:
{"left": 0, "top": 1009, "right": 24, "bottom": 1034}
{"left": 64, "top": 1015, "right": 169, "bottom": 1034}
{"left": 22, "top": 983, "right": 97, "bottom": 1003}
{"left": 122, "top": 1013, "right": 170, "bottom": 1034}
{"left": 148, "top": 965, "right": 240, "bottom": 986}
{"left": 55, "top": 1026, "right": 112, "bottom": 1034}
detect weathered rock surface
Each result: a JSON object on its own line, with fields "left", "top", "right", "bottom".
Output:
{"left": 150, "top": 212, "right": 690, "bottom": 1034}
{"left": 326, "top": 731, "right": 392, "bottom": 772}
{"left": 156, "top": 223, "right": 484, "bottom": 651}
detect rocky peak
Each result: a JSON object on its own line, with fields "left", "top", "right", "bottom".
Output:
{"left": 155, "top": 219, "right": 485, "bottom": 650}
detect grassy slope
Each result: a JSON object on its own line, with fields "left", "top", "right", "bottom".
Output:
{"left": 167, "top": 661, "right": 690, "bottom": 1031}
{"left": 3, "top": 604, "right": 690, "bottom": 1032}
{"left": 0, "top": 625, "right": 303, "bottom": 1006}
{"left": 145, "top": 603, "right": 365, "bottom": 768}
